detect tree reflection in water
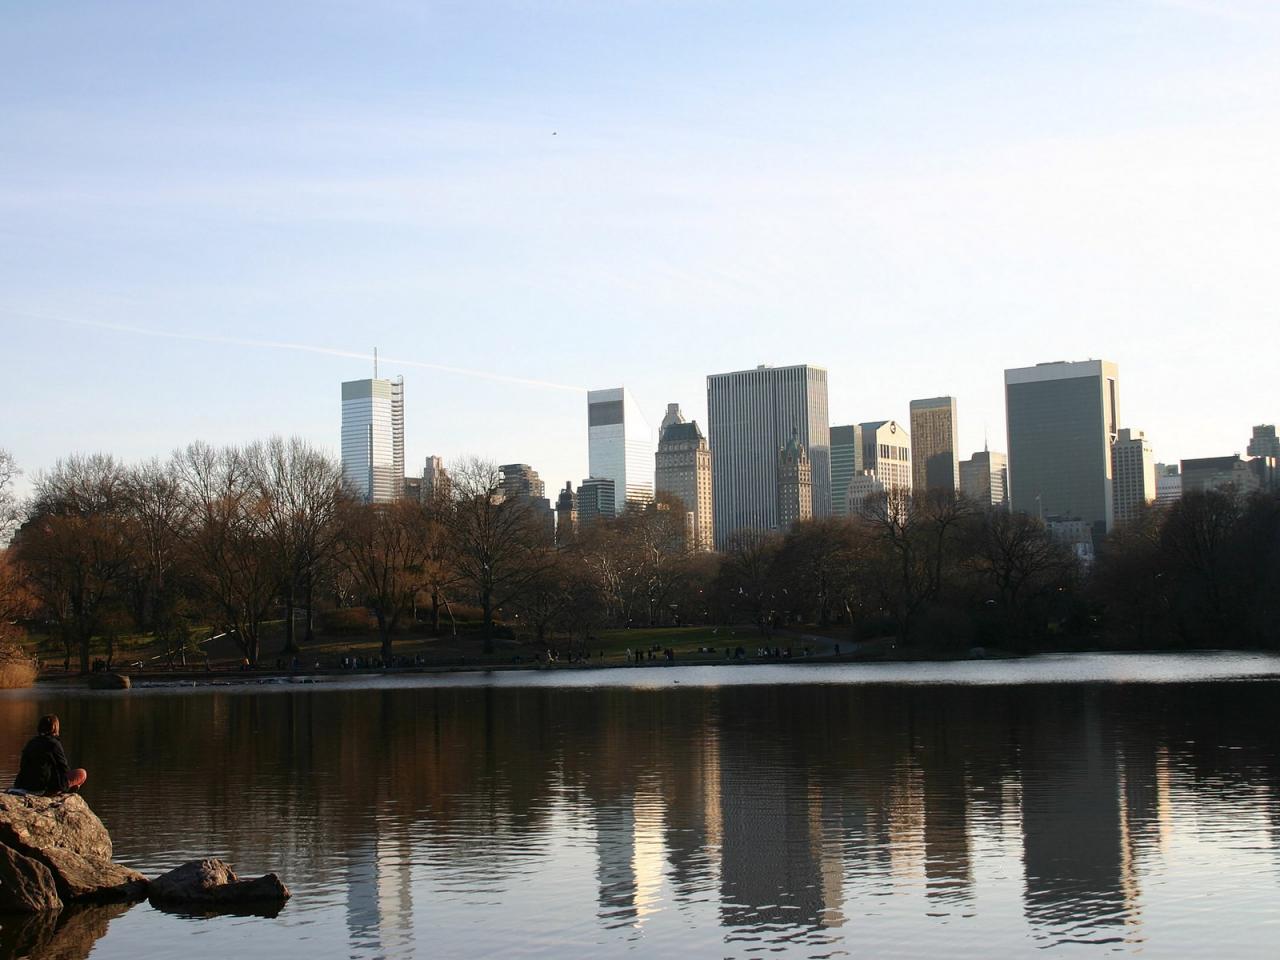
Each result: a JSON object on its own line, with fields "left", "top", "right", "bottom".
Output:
{"left": 1, "top": 671, "right": 1278, "bottom": 958}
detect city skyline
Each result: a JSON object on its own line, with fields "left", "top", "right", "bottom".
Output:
{"left": 4, "top": 3, "right": 1280, "bottom": 501}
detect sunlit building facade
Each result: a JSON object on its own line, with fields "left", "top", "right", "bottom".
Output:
{"left": 341, "top": 376, "right": 405, "bottom": 503}
{"left": 588, "top": 387, "right": 655, "bottom": 514}
{"left": 655, "top": 403, "right": 714, "bottom": 551}
{"left": 1111, "top": 428, "right": 1156, "bottom": 526}
{"left": 707, "top": 364, "right": 831, "bottom": 547}
{"left": 860, "top": 420, "right": 912, "bottom": 493}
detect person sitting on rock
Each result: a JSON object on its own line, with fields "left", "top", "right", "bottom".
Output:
{"left": 12, "top": 714, "right": 87, "bottom": 795}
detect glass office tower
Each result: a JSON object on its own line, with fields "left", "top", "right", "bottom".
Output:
{"left": 341, "top": 376, "right": 404, "bottom": 503}
{"left": 1004, "top": 359, "right": 1119, "bottom": 542}
{"left": 587, "top": 387, "right": 654, "bottom": 514}
{"left": 706, "top": 364, "right": 831, "bottom": 547}
{"left": 829, "top": 425, "right": 861, "bottom": 517}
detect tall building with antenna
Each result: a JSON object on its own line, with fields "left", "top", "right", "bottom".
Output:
{"left": 341, "top": 352, "right": 405, "bottom": 502}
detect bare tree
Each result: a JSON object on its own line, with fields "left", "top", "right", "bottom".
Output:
{"left": 336, "top": 498, "right": 436, "bottom": 662}
{"left": 248, "top": 437, "right": 347, "bottom": 653}
{"left": 16, "top": 454, "right": 132, "bottom": 672}
{"left": 173, "top": 442, "right": 277, "bottom": 667}
{"left": 445, "top": 457, "right": 551, "bottom": 654}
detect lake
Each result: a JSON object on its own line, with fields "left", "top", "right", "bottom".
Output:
{"left": 2, "top": 652, "right": 1279, "bottom": 958}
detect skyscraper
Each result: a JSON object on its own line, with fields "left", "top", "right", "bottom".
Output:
{"left": 1247, "top": 424, "right": 1279, "bottom": 459}
{"left": 498, "top": 463, "right": 546, "bottom": 501}
{"left": 576, "top": 477, "right": 617, "bottom": 528}
{"left": 859, "top": 420, "right": 911, "bottom": 492}
{"left": 776, "top": 429, "right": 813, "bottom": 530}
{"left": 829, "top": 425, "right": 861, "bottom": 518}
{"left": 908, "top": 396, "right": 959, "bottom": 492}
{"left": 421, "top": 455, "right": 449, "bottom": 503}
{"left": 1110, "top": 428, "right": 1155, "bottom": 526}
{"left": 959, "top": 449, "right": 1009, "bottom": 511}
{"left": 341, "top": 376, "right": 404, "bottom": 503}
{"left": 1005, "top": 359, "right": 1119, "bottom": 541}
{"left": 587, "top": 387, "right": 655, "bottom": 514}
{"left": 655, "top": 403, "right": 714, "bottom": 551}
{"left": 706, "top": 364, "right": 831, "bottom": 547}
{"left": 555, "top": 482, "right": 577, "bottom": 545}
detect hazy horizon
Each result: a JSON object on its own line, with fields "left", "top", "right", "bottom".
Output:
{"left": 4, "top": 1, "right": 1278, "bottom": 496}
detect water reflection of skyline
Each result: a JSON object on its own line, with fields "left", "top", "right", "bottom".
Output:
{"left": 2, "top": 675, "right": 1279, "bottom": 958}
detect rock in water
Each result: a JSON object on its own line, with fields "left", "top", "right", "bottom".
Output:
{"left": 0, "top": 793, "right": 147, "bottom": 905}
{"left": 0, "top": 842, "right": 62, "bottom": 913}
{"left": 0, "top": 794, "right": 113, "bottom": 863}
{"left": 149, "top": 859, "right": 290, "bottom": 907}
{"left": 86, "top": 673, "right": 130, "bottom": 690}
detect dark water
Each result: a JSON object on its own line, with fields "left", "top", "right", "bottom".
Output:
{"left": 2, "top": 653, "right": 1280, "bottom": 958}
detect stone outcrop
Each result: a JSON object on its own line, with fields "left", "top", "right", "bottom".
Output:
{"left": 0, "top": 843, "right": 61, "bottom": 913}
{"left": 0, "top": 793, "right": 148, "bottom": 910}
{"left": 148, "top": 859, "right": 290, "bottom": 909}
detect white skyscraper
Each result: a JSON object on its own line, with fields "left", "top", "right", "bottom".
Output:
{"left": 588, "top": 387, "right": 655, "bottom": 513}
{"left": 1111, "top": 428, "right": 1156, "bottom": 525}
{"left": 341, "top": 376, "right": 404, "bottom": 503}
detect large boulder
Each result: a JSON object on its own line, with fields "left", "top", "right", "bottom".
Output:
{"left": 0, "top": 842, "right": 61, "bottom": 913}
{"left": 0, "top": 794, "right": 112, "bottom": 863}
{"left": 148, "top": 859, "right": 290, "bottom": 908}
{"left": 0, "top": 793, "right": 146, "bottom": 906}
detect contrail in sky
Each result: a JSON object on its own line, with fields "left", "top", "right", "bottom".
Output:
{"left": 25, "top": 314, "right": 587, "bottom": 393}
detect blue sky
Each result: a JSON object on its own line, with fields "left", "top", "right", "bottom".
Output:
{"left": 3, "top": 0, "right": 1279, "bottom": 495}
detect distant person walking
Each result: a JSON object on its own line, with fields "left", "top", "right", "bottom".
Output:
{"left": 12, "top": 714, "right": 87, "bottom": 795}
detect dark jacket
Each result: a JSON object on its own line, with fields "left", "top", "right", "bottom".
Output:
{"left": 13, "top": 733, "right": 70, "bottom": 794}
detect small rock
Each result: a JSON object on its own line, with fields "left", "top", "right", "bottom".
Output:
{"left": 0, "top": 842, "right": 62, "bottom": 913}
{"left": 148, "top": 858, "right": 290, "bottom": 907}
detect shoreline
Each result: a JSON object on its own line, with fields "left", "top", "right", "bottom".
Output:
{"left": 30, "top": 645, "right": 1280, "bottom": 689}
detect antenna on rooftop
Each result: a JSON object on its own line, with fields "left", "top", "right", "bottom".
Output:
{"left": 374, "top": 346, "right": 379, "bottom": 380}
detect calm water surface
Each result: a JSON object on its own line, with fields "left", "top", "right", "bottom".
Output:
{"left": 2, "top": 653, "right": 1279, "bottom": 958}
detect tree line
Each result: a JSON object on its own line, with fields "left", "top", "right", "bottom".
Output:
{"left": 1, "top": 440, "right": 1277, "bottom": 672}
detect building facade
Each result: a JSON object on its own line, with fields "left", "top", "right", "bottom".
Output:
{"left": 588, "top": 387, "right": 655, "bottom": 514}
{"left": 1110, "top": 428, "right": 1156, "bottom": 526}
{"left": 776, "top": 430, "right": 813, "bottom": 530}
{"left": 654, "top": 403, "right": 714, "bottom": 551}
{"left": 829, "top": 425, "right": 861, "bottom": 518}
{"left": 1155, "top": 464, "right": 1182, "bottom": 507}
{"left": 1247, "top": 424, "right": 1279, "bottom": 459}
{"left": 959, "top": 449, "right": 1008, "bottom": 510}
{"left": 555, "top": 482, "right": 577, "bottom": 545}
{"left": 498, "top": 463, "right": 546, "bottom": 501}
{"left": 860, "top": 420, "right": 912, "bottom": 493}
{"left": 846, "top": 470, "right": 885, "bottom": 517}
{"left": 576, "top": 477, "right": 617, "bottom": 528}
{"left": 1004, "top": 359, "right": 1119, "bottom": 542}
{"left": 341, "top": 376, "right": 405, "bottom": 503}
{"left": 706, "top": 364, "right": 831, "bottom": 547}
{"left": 1181, "top": 455, "right": 1265, "bottom": 496}
{"left": 908, "top": 396, "right": 959, "bottom": 493}
{"left": 421, "top": 455, "right": 449, "bottom": 503}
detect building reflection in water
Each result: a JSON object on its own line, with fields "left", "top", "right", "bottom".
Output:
{"left": 3, "top": 675, "right": 1280, "bottom": 958}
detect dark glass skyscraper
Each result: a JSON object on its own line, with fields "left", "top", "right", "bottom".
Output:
{"left": 1004, "top": 359, "right": 1119, "bottom": 542}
